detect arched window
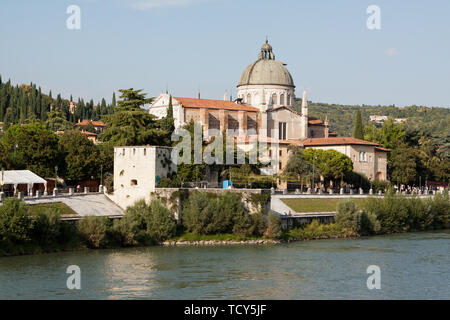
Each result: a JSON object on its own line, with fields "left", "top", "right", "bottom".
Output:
{"left": 247, "top": 93, "right": 252, "bottom": 105}
{"left": 272, "top": 93, "right": 277, "bottom": 105}
{"left": 287, "top": 94, "right": 291, "bottom": 106}
{"left": 280, "top": 94, "right": 285, "bottom": 105}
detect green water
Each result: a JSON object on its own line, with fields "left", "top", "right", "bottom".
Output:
{"left": 0, "top": 230, "right": 449, "bottom": 299}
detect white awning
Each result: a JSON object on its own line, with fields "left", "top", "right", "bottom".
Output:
{"left": 0, "top": 170, "right": 47, "bottom": 185}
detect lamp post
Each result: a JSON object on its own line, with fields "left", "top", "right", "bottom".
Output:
{"left": 54, "top": 165, "right": 58, "bottom": 189}
{"left": 1, "top": 167, "right": 4, "bottom": 192}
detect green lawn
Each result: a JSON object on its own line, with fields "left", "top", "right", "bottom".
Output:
{"left": 27, "top": 202, "right": 78, "bottom": 216}
{"left": 281, "top": 198, "right": 367, "bottom": 213}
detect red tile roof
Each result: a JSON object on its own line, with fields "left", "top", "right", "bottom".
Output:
{"left": 308, "top": 119, "right": 324, "bottom": 125}
{"left": 298, "top": 137, "right": 380, "bottom": 147}
{"left": 76, "top": 120, "right": 107, "bottom": 127}
{"left": 80, "top": 130, "right": 97, "bottom": 137}
{"left": 375, "top": 147, "right": 390, "bottom": 152}
{"left": 174, "top": 97, "right": 259, "bottom": 112}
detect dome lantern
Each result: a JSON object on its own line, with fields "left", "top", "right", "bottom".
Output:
{"left": 258, "top": 40, "right": 275, "bottom": 60}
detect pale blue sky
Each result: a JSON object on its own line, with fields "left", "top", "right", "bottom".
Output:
{"left": 1, "top": 0, "right": 449, "bottom": 107}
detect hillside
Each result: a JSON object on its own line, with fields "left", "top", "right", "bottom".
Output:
{"left": 294, "top": 99, "right": 450, "bottom": 141}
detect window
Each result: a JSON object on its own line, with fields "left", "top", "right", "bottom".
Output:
{"left": 131, "top": 179, "right": 138, "bottom": 186}
{"left": 279, "top": 162, "right": 282, "bottom": 170}
{"left": 278, "top": 122, "right": 287, "bottom": 140}
{"left": 287, "top": 94, "right": 291, "bottom": 106}
{"left": 359, "top": 151, "right": 367, "bottom": 162}
{"left": 279, "top": 150, "right": 283, "bottom": 157}
{"left": 280, "top": 94, "right": 285, "bottom": 105}
{"left": 269, "top": 149, "right": 272, "bottom": 157}
{"left": 272, "top": 93, "right": 277, "bottom": 105}
{"left": 247, "top": 93, "right": 252, "bottom": 105}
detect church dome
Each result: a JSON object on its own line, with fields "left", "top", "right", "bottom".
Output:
{"left": 238, "top": 41, "right": 295, "bottom": 88}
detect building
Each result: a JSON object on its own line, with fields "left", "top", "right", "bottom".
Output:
{"left": 149, "top": 40, "right": 388, "bottom": 185}
{"left": 75, "top": 120, "right": 107, "bottom": 134}
{"left": 112, "top": 146, "right": 176, "bottom": 209}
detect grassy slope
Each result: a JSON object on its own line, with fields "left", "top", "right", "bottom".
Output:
{"left": 27, "top": 202, "right": 78, "bottom": 216}
{"left": 281, "top": 198, "right": 367, "bottom": 213}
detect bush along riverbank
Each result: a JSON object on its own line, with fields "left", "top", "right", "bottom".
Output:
{"left": 0, "top": 192, "right": 449, "bottom": 256}
{"left": 0, "top": 192, "right": 281, "bottom": 256}
{"left": 282, "top": 192, "right": 450, "bottom": 241}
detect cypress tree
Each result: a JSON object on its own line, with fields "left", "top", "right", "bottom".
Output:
{"left": 112, "top": 92, "right": 116, "bottom": 107}
{"left": 353, "top": 109, "right": 364, "bottom": 139}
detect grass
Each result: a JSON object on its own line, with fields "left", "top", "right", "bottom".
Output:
{"left": 282, "top": 198, "right": 368, "bottom": 213}
{"left": 27, "top": 202, "right": 78, "bottom": 216}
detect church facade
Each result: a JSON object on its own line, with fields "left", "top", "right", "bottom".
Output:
{"left": 149, "top": 41, "right": 388, "bottom": 185}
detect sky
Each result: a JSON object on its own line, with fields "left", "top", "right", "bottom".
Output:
{"left": 1, "top": 0, "right": 449, "bottom": 107}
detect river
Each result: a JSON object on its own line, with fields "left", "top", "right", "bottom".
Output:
{"left": 0, "top": 230, "right": 449, "bottom": 299}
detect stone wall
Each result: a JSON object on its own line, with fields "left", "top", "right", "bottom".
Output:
{"left": 151, "top": 188, "right": 271, "bottom": 221}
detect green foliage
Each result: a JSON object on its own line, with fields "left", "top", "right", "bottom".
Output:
{"left": 1, "top": 123, "right": 62, "bottom": 177}
{"left": 29, "top": 207, "right": 75, "bottom": 246}
{"left": 120, "top": 199, "right": 176, "bottom": 243}
{"left": 353, "top": 110, "right": 364, "bottom": 139}
{"left": 45, "top": 110, "right": 72, "bottom": 131}
{"left": 264, "top": 212, "right": 281, "bottom": 239}
{"left": 99, "top": 88, "right": 171, "bottom": 147}
{"left": 362, "top": 193, "right": 450, "bottom": 233}
{"left": 58, "top": 130, "right": 100, "bottom": 180}
{"left": 335, "top": 199, "right": 380, "bottom": 235}
{"left": 77, "top": 216, "right": 108, "bottom": 248}
{"left": 182, "top": 191, "right": 263, "bottom": 237}
{"left": 302, "top": 148, "right": 353, "bottom": 188}
{"left": 285, "top": 220, "right": 349, "bottom": 240}
{"left": 110, "top": 216, "right": 138, "bottom": 246}
{"left": 147, "top": 199, "right": 177, "bottom": 242}
{"left": 0, "top": 198, "right": 32, "bottom": 244}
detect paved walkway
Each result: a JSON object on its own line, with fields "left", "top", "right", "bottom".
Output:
{"left": 271, "top": 194, "right": 337, "bottom": 217}
{"left": 17, "top": 194, "right": 124, "bottom": 219}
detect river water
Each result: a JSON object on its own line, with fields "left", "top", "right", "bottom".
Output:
{"left": 0, "top": 230, "right": 448, "bottom": 299}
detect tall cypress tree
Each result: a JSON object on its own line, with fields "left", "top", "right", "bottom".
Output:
{"left": 353, "top": 109, "right": 364, "bottom": 139}
{"left": 112, "top": 92, "right": 116, "bottom": 107}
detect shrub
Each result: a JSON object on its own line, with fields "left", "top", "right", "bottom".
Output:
{"left": 110, "top": 216, "right": 138, "bottom": 246}
{"left": 336, "top": 199, "right": 379, "bottom": 235}
{"left": 182, "top": 192, "right": 218, "bottom": 235}
{"left": 264, "top": 212, "right": 281, "bottom": 239}
{"left": 30, "top": 208, "right": 63, "bottom": 246}
{"left": 0, "top": 198, "right": 32, "bottom": 244}
{"left": 77, "top": 216, "right": 107, "bottom": 248}
{"left": 147, "top": 199, "right": 177, "bottom": 242}
{"left": 287, "top": 220, "right": 348, "bottom": 239}
{"left": 426, "top": 193, "right": 450, "bottom": 229}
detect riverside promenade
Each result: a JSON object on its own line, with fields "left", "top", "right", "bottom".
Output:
{"left": 0, "top": 193, "right": 124, "bottom": 220}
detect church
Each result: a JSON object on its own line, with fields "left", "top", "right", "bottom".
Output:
{"left": 149, "top": 40, "right": 388, "bottom": 186}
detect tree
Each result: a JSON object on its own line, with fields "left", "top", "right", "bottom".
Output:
{"left": 58, "top": 130, "right": 100, "bottom": 181}
{"left": 389, "top": 143, "right": 419, "bottom": 186}
{"left": 147, "top": 199, "right": 177, "bottom": 242}
{"left": 99, "top": 88, "right": 170, "bottom": 146}
{"left": 282, "top": 146, "right": 316, "bottom": 191}
{"left": 0, "top": 198, "right": 32, "bottom": 244}
{"left": 45, "top": 110, "right": 72, "bottom": 131}
{"left": 1, "top": 123, "right": 62, "bottom": 177}
{"left": 303, "top": 148, "right": 353, "bottom": 189}
{"left": 353, "top": 110, "right": 364, "bottom": 139}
